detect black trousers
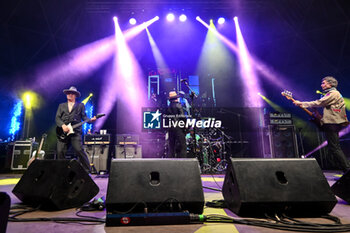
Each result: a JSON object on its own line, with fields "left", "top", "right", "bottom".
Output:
{"left": 322, "top": 124, "right": 350, "bottom": 172}
{"left": 168, "top": 129, "right": 187, "bottom": 158}
{"left": 57, "top": 134, "right": 91, "bottom": 173}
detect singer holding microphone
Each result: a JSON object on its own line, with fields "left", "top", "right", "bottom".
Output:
{"left": 293, "top": 76, "right": 350, "bottom": 173}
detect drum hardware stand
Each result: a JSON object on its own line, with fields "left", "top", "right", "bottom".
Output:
{"left": 214, "top": 129, "right": 232, "bottom": 172}
{"left": 203, "top": 137, "right": 220, "bottom": 173}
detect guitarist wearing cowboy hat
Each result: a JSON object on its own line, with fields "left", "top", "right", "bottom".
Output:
{"left": 294, "top": 76, "right": 350, "bottom": 173}
{"left": 55, "top": 86, "right": 96, "bottom": 173}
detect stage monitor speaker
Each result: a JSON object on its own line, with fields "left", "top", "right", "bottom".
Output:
{"left": 331, "top": 170, "right": 350, "bottom": 203}
{"left": 106, "top": 159, "right": 204, "bottom": 219}
{"left": 12, "top": 160, "right": 99, "bottom": 210}
{"left": 0, "top": 192, "right": 10, "bottom": 233}
{"left": 222, "top": 158, "right": 337, "bottom": 217}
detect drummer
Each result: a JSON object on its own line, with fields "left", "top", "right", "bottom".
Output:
{"left": 186, "top": 128, "right": 201, "bottom": 144}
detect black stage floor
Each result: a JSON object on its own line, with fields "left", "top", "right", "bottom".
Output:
{"left": 1, "top": 170, "right": 350, "bottom": 233}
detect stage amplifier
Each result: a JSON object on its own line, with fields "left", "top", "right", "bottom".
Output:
{"left": 266, "top": 112, "right": 293, "bottom": 125}
{"left": 116, "top": 134, "right": 139, "bottom": 145}
{"left": 84, "top": 134, "right": 110, "bottom": 145}
{"left": 11, "top": 141, "right": 33, "bottom": 170}
{"left": 115, "top": 145, "right": 142, "bottom": 159}
{"left": 84, "top": 145, "right": 109, "bottom": 173}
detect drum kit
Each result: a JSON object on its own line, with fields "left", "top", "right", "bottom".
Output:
{"left": 186, "top": 127, "right": 232, "bottom": 173}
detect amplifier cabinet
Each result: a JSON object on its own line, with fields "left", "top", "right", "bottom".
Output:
{"left": 269, "top": 125, "right": 299, "bottom": 158}
{"left": 84, "top": 134, "right": 110, "bottom": 145}
{"left": 11, "top": 141, "right": 33, "bottom": 170}
{"left": 115, "top": 145, "right": 142, "bottom": 159}
{"left": 83, "top": 145, "right": 109, "bottom": 173}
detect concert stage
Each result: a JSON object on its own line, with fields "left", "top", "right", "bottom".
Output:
{"left": 2, "top": 1, "right": 350, "bottom": 232}
{"left": 2, "top": 171, "right": 350, "bottom": 233}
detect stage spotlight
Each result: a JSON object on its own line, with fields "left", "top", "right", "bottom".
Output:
{"left": 82, "top": 93, "right": 94, "bottom": 105}
{"left": 196, "top": 16, "right": 200, "bottom": 21}
{"left": 218, "top": 17, "right": 225, "bottom": 24}
{"left": 166, "top": 13, "right": 175, "bottom": 22}
{"left": 129, "top": 18, "right": 136, "bottom": 25}
{"left": 22, "top": 92, "right": 33, "bottom": 109}
{"left": 21, "top": 91, "right": 41, "bottom": 110}
{"left": 113, "top": 16, "right": 118, "bottom": 22}
{"left": 233, "top": 16, "right": 238, "bottom": 21}
{"left": 179, "top": 14, "right": 187, "bottom": 22}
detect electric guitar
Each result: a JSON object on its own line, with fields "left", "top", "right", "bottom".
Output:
{"left": 281, "top": 90, "right": 322, "bottom": 127}
{"left": 56, "top": 113, "right": 105, "bottom": 141}
{"left": 27, "top": 133, "right": 47, "bottom": 167}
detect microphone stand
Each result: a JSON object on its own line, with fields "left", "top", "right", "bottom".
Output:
{"left": 183, "top": 81, "right": 201, "bottom": 167}
{"left": 123, "top": 135, "right": 127, "bottom": 158}
{"left": 90, "top": 134, "right": 98, "bottom": 174}
{"left": 89, "top": 98, "right": 97, "bottom": 174}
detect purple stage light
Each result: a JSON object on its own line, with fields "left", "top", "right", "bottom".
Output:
{"left": 26, "top": 16, "right": 159, "bottom": 101}
{"left": 179, "top": 14, "right": 187, "bottom": 22}
{"left": 197, "top": 16, "right": 307, "bottom": 100}
{"left": 95, "top": 17, "right": 156, "bottom": 131}
{"left": 234, "top": 17, "right": 262, "bottom": 107}
{"left": 233, "top": 16, "right": 238, "bottom": 21}
{"left": 113, "top": 16, "right": 118, "bottom": 22}
{"left": 28, "top": 35, "right": 116, "bottom": 97}
{"left": 196, "top": 17, "right": 238, "bottom": 53}
{"left": 305, "top": 125, "right": 350, "bottom": 158}
{"left": 166, "top": 13, "right": 175, "bottom": 22}
{"left": 124, "top": 16, "right": 159, "bottom": 39}
{"left": 146, "top": 28, "right": 168, "bottom": 70}
{"left": 218, "top": 17, "right": 225, "bottom": 25}
{"left": 129, "top": 18, "right": 136, "bottom": 25}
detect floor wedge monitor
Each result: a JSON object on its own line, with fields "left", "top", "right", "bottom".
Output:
{"left": 106, "top": 158, "right": 204, "bottom": 226}
{"left": 331, "top": 169, "right": 350, "bottom": 203}
{"left": 222, "top": 158, "right": 337, "bottom": 217}
{"left": 12, "top": 159, "right": 99, "bottom": 210}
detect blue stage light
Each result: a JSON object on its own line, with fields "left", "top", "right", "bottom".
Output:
{"left": 9, "top": 101, "right": 23, "bottom": 141}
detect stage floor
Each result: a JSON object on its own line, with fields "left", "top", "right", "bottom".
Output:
{"left": 1, "top": 171, "right": 350, "bottom": 233}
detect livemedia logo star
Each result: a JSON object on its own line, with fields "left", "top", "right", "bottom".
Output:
{"left": 143, "top": 109, "right": 162, "bottom": 129}
{"left": 142, "top": 107, "right": 222, "bottom": 130}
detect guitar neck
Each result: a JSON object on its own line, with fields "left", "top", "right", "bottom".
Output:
{"left": 37, "top": 138, "right": 44, "bottom": 152}
{"left": 289, "top": 97, "right": 314, "bottom": 118}
{"left": 35, "top": 135, "right": 46, "bottom": 159}
{"left": 70, "top": 114, "right": 104, "bottom": 130}
{"left": 72, "top": 118, "right": 91, "bottom": 129}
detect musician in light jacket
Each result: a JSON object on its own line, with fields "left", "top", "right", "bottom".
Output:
{"left": 294, "top": 76, "right": 350, "bottom": 173}
{"left": 55, "top": 86, "right": 96, "bottom": 173}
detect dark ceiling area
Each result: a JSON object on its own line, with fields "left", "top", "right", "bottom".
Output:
{"left": 1, "top": 0, "right": 350, "bottom": 85}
